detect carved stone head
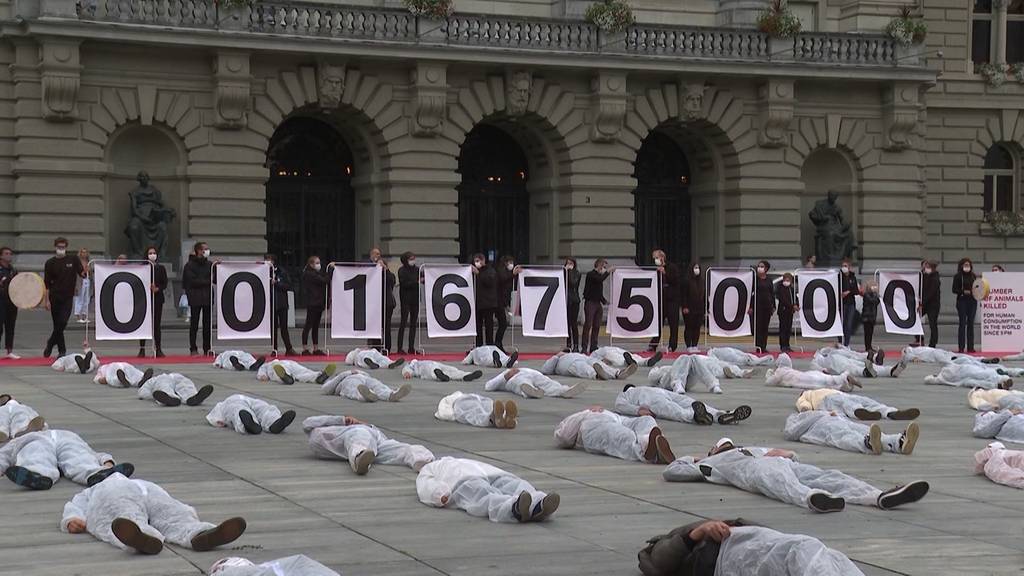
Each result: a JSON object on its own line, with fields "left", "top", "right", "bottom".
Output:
{"left": 137, "top": 170, "right": 150, "bottom": 187}
{"left": 506, "top": 70, "right": 532, "bottom": 116}
{"left": 682, "top": 83, "right": 706, "bottom": 120}
{"left": 827, "top": 189, "right": 839, "bottom": 204}
{"left": 318, "top": 61, "right": 346, "bottom": 108}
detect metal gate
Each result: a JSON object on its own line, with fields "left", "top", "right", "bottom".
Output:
{"left": 633, "top": 131, "right": 692, "bottom": 265}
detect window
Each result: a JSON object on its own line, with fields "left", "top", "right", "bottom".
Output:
{"left": 973, "top": 0, "right": 993, "bottom": 66}
{"left": 1009, "top": 0, "right": 1024, "bottom": 63}
{"left": 984, "top": 144, "right": 1016, "bottom": 213}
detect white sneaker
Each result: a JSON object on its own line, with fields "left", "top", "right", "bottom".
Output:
{"left": 5, "top": 353, "right": 20, "bottom": 360}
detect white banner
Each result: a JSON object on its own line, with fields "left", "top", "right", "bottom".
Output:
{"left": 981, "top": 272, "right": 1024, "bottom": 352}
{"left": 797, "top": 270, "right": 843, "bottom": 338}
{"left": 424, "top": 265, "right": 477, "bottom": 338}
{"left": 330, "top": 264, "right": 384, "bottom": 339}
{"left": 708, "top": 269, "right": 752, "bottom": 338}
{"left": 518, "top": 268, "right": 568, "bottom": 338}
{"left": 878, "top": 271, "right": 923, "bottom": 336}
{"left": 93, "top": 263, "right": 153, "bottom": 341}
{"left": 216, "top": 262, "right": 272, "bottom": 340}
{"left": 608, "top": 269, "right": 660, "bottom": 338}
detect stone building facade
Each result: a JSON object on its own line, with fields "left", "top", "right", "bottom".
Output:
{"left": 0, "top": 0, "right": 1019, "bottom": 285}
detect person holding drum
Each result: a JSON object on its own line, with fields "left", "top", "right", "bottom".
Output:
{"left": 43, "top": 237, "right": 86, "bottom": 358}
{"left": 0, "top": 247, "right": 18, "bottom": 359}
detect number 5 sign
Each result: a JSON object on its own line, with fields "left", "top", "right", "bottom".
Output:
{"left": 330, "top": 264, "right": 384, "bottom": 339}
{"left": 608, "top": 269, "right": 660, "bottom": 338}
{"left": 518, "top": 268, "right": 568, "bottom": 338}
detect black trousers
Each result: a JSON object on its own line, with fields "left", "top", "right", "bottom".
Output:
{"left": 582, "top": 300, "right": 603, "bottom": 353}
{"left": 303, "top": 306, "right": 324, "bottom": 347}
{"left": 384, "top": 305, "right": 395, "bottom": 351}
{"left": 566, "top": 299, "right": 580, "bottom": 350}
{"left": 0, "top": 300, "right": 16, "bottom": 352}
{"left": 649, "top": 302, "right": 680, "bottom": 350}
{"left": 397, "top": 303, "right": 418, "bottom": 352}
{"left": 494, "top": 307, "right": 510, "bottom": 351}
{"left": 863, "top": 321, "right": 876, "bottom": 350}
{"left": 189, "top": 305, "right": 211, "bottom": 353}
{"left": 273, "top": 307, "right": 293, "bottom": 352}
{"left": 778, "top": 311, "right": 794, "bottom": 350}
{"left": 683, "top": 312, "right": 703, "bottom": 348}
{"left": 476, "top": 307, "right": 497, "bottom": 347}
{"left": 754, "top": 306, "right": 772, "bottom": 352}
{"left": 956, "top": 296, "right": 977, "bottom": 352}
{"left": 924, "top": 306, "right": 939, "bottom": 348}
{"left": 46, "top": 297, "right": 73, "bottom": 355}
{"left": 139, "top": 300, "right": 163, "bottom": 351}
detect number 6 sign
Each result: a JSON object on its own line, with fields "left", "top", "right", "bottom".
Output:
{"left": 608, "top": 269, "right": 660, "bottom": 338}
{"left": 424, "top": 265, "right": 477, "bottom": 338}
{"left": 330, "top": 264, "right": 384, "bottom": 339}
{"left": 518, "top": 268, "right": 568, "bottom": 337}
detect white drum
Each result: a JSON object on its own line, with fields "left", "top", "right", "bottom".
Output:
{"left": 8, "top": 272, "right": 45, "bottom": 309}
{"left": 972, "top": 277, "right": 991, "bottom": 301}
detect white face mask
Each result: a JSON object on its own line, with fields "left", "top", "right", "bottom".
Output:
{"left": 56, "top": 248, "right": 66, "bottom": 257}
{"left": 782, "top": 281, "right": 791, "bottom": 287}
{"left": 565, "top": 263, "right": 574, "bottom": 270}
{"left": 756, "top": 266, "right": 765, "bottom": 273}
{"left": 408, "top": 259, "right": 416, "bottom": 266}
{"left": 654, "top": 257, "right": 663, "bottom": 266}
{"left": 474, "top": 261, "right": 483, "bottom": 269}
{"left": 202, "top": 249, "right": 211, "bottom": 258}
{"left": 692, "top": 267, "right": 700, "bottom": 275}
{"left": 371, "top": 254, "right": 380, "bottom": 262}
{"left": 963, "top": 266, "right": 972, "bottom": 273}
{"left": 923, "top": 268, "right": 932, "bottom": 274}
{"left": 313, "top": 263, "right": 321, "bottom": 272}
{"left": 506, "top": 263, "right": 514, "bottom": 271}
{"left": 147, "top": 253, "right": 157, "bottom": 262}
{"left": 841, "top": 266, "right": 849, "bottom": 273}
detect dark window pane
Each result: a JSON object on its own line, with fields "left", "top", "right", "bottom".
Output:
{"left": 996, "top": 175, "right": 1015, "bottom": 211}
{"left": 973, "top": 21, "right": 992, "bottom": 63}
{"left": 1009, "top": 21, "right": 1024, "bottom": 62}
{"left": 1010, "top": 0, "right": 1024, "bottom": 14}
{"left": 985, "top": 144, "right": 1014, "bottom": 169}
{"left": 975, "top": 0, "right": 992, "bottom": 13}
{"left": 984, "top": 175, "right": 994, "bottom": 213}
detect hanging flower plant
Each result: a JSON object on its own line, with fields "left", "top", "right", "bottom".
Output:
{"left": 978, "top": 62, "right": 1009, "bottom": 88}
{"left": 988, "top": 211, "right": 1024, "bottom": 236}
{"left": 757, "top": 0, "right": 802, "bottom": 39}
{"left": 585, "top": 0, "right": 635, "bottom": 34}
{"left": 404, "top": 0, "right": 454, "bottom": 19}
{"left": 885, "top": 5, "right": 927, "bottom": 45}
{"left": 1011, "top": 62, "right": 1024, "bottom": 83}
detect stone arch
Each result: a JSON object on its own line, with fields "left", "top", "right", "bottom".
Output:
{"left": 83, "top": 87, "right": 208, "bottom": 159}
{"left": 786, "top": 115, "right": 876, "bottom": 174}
{"left": 972, "top": 110, "right": 1024, "bottom": 169}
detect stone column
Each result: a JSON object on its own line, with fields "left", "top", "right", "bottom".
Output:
{"left": 994, "top": 0, "right": 1009, "bottom": 65}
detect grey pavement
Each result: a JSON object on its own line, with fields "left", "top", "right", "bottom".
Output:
{"left": 1, "top": 351, "right": 1022, "bottom": 575}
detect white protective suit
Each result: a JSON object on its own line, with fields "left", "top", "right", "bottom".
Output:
{"left": 485, "top": 368, "right": 582, "bottom": 399}
{"left": 765, "top": 366, "right": 856, "bottom": 391}
{"left": 968, "top": 388, "right": 1024, "bottom": 411}
{"left": 783, "top": 412, "right": 904, "bottom": 454}
{"left": 344, "top": 348, "right": 398, "bottom": 369}
{"left": 320, "top": 370, "right": 405, "bottom": 402}
{"left": 554, "top": 409, "right": 656, "bottom": 461}
{"left": 0, "top": 429, "right": 112, "bottom": 485}
{"left": 210, "top": 555, "right": 339, "bottom": 576}
{"left": 416, "top": 457, "right": 547, "bottom": 523}
{"left": 257, "top": 360, "right": 320, "bottom": 383}
{"left": 0, "top": 399, "right": 44, "bottom": 440}
{"left": 714, "top": 526, "right": 865, "bottom": 576}
{"left": 540, "top": 352, "right": 632, "bottom": 380}
{"left": 138, "top": 373, "right": 199, "bottom": 405}
{"left": 708, "top": 347, "right": 774, "bottom": 367}
{"left": 811, "top": 349, "right": 882, "bottom": 377}
{"left": 213, "top": 351, "right": 259, "bottom": 370}
{"left": 462, "top": 345, "right": 513, "bottom": 368}
{"left": 647, "top": 355, "right": 727, "bottom": 394}
{"left": 303, "top": 415, "right": 434, "bottom": 472}
{"left": 614, "top": 386, "right": 724, "bottom": 424}
{"left": 663, "top": 447, "right": 884, "bottom": 510}
{"left": 973, "top": 410, "right": 1024, "bottom": 443}
{"left": 51, "top": 352, "right": 99, "bottom": 373}
{"left": 798, "top": 389, "right": 901, "bottom": 419}
{"left": 901, "top": 346, "right": 956, "bottom": 364}
{"left": 93, "top": 362, "right": 147, "bottom": 387}
{"left": 975, "top": 442, "right": 1024, "bottom": 489}
{"left": 589, "top": 346, "right": 659, "bottom": 367}
{"left": 61, "top": 473, "right": 216, "bottom": 551}
{"left": 435, "top": 391, "right": 496, "bottom": 428}
{"left": 402, "top": 359, "right": 478, "bottom": 381}
{"left": 206, "top": 394, "right": 284, "bottom": 434}
{"left": 924, "top": 363, "right": 1012, "bottom": 390}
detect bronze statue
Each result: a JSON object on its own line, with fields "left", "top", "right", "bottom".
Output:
{"left": 808, "top": 189, "right": 856, "bottom": 265}
{"left": 124, "top": 171, "right": 176, "bottom": 260}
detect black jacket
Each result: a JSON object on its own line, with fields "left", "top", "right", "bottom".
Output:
{"left": 497, "top": 266, "right": 515, "bottom": 309}
{"left": 475, "top": 265, "right": 498, "bottom": 310}
{"left": 0, "top": 263, "right": 16, "bottom": 304}
{"left": 952, "top": 271, "right": 976, "bottom": 299}
{"left": 921, "top": 272, "right": 940, "bottom": 312}
{"left": 681, "top": 272, "right": 703, "bottom": 314}
{"left": 152, "top": 263, "right": 168, "bottom": 306}
{"left": 182, "top": 255, "right": 214, "bottom": 307}
{"left": 566, "top": 268, "right": 581, "bottom": 305}
{"left": 583, "top": 270, "right": 609, "bottom": 304}
{"left": 638, "top": 519, "right": 750, "bottom": 576}
{"left": 398, "top": 264, "right": 419, "bottom": 306}
{"left": 754, "top": 276, "right": 775, "bottom": 311}
{"left": 385, "top": 267, "right": 397, "bottom": 310}
{"left": 776, "top": 282, "right": 796, "bottom": 317}
{"left": 271, "top": 265, "right": 291, "bottom": 311}
{"left": 862, "top": 291, "right": 880, "bottom": 324}
{"left": 840, "top": 273, "right": 859, "bottom": 306}
{"left": 660, "top": 263, "right": 681, "bottom": 305}
{"left": 302, "top": 267, "right": 328, "bottom": 309}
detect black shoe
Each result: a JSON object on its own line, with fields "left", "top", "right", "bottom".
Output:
{"left": 718, "top": 405, "right": 752, "bottom": 425}
{"left": 312, "top": 349, "right": 327, "bottom": 356}
{"left": 492, "top": 350, "right": 502, "bottom": 368}
{"left": 808, "top": 492, "right": 845, "bottom": 513}
{"left": 269, "top": 410, "right": 296, "bottom": 434}
{"left": 506, "top": 351, "right": 519, "bottom": 368}
{"left": 888, "top": 408, "right": 920, "bottom": 421}
{"left": 434, "top": 368, "right": 450, "bottom": 382}
{"left": 511, "top": 491, "right": 532, "bottom": 523}
{"left": 250, "top": 356, "right": 266, "bottom": 372}
{"left": 981, "top": 357, "right": 1000, "bottom": 364}
{"left": 464, "top": 370, "right": 483, "bottom": 382}
{"left": 623, "top": 352, "right": 637, "bottom": 366}
{"left": 647, "top": 351, "right": 663, "bottom": 367}
{"left": 190, "top": 349, "right": 199, "bottom": 357}
{"left": 186, "top": 385, "right": 214, "bottom": 406}
{"left": 137, "top": 348, "right": 146, "bottom": 358}
{"left": 238, "top": 410, "right": 262, "bottom": 434}
{"left": 301, "top": 350, "right": 312, "bottom": 356}
{"left": 874, "top": 349, "right": 885, "bottom": 365}
{"left": 854, "top": 408, "right": 882, "bottom": 421}
{"left": 155, "top": 349, "right": 165, "bottom": 358}
{"left": 152, "top": 390, "right": 181, "bottom": 407}
{"left": 285, "top": 349, "right": 298, "bottom": 356}
{"left": 139, "top": 368, "right": 154, "bottom": 386}
{"left": 116, "top": 369, "right": 131, "bottom": 388}
{"left": 364, "top": 359, "right": 380, "bottom": 369}
{"left": 112, "top": 518, "right": 164, "bottom": 555}
{"left": 878, "top": 481, "right": 929, "bottom": 510}
{"left": 43, "top": 345, "right": 53, "bottom": 358}
{"left": 388, "top": 358, "right": 405, "bottom": 369}
{"left": 5, "top": 465, "right": 53, "bottom": 490}
{"left": 87, "top": 463, "right": 135, "bottom": 486}
{"left": 691, "top": 401, "right": 713, "bottom": 425}
{"left": 75, "top": 351, "right": 94, "bottom": 374}
{"left": 190, "top": 517, "right": 247, "bottom": 551}
{"left": 968, "top": 348, "right": 977, "bottom": 354}
{"left": 229, "top": 356, "right": 246, "bottom": 371}
{"left": 531, "top": 493, "right": 560, "bottom": 522}
{"left": 272, "top": 364, "right": 295, "bottom": 385}
{"left": 315, "top": 363, "right": 337, "bottom": 385}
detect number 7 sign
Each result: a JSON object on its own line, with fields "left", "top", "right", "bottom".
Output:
{"left": 608, "top": 269, "right": 660, "bottom": 338}
{"left": 518, "top": 268, "right": 568, "bottom": 337}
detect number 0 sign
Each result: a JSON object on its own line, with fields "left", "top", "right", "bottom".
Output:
{"left": 608, "top": 269, "right": 660, "bottom": 338}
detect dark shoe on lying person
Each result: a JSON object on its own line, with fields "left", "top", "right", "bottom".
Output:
{"left": 190, "top": 517, "right": 247, "bottom": 551}
{"left": 87, "top": 463, "right": 135, "bottom": 487}
{"left": 112, "top": 518, "right": 164, "bottom": 555}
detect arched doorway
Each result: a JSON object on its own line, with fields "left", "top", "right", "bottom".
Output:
{"left": 266, "top": 116, "right": 355, "bottom": 305}
{"left": 633, "top": 131, "right": 692, "bottom": 265}
{"left": 457, "top": 124, "right": 530, "bottom": 264}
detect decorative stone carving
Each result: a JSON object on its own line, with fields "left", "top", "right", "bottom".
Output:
{"left": 757, "top": 78, "right": 795, "bottom": 148}
{"left": 40, "top": 40, "right": 81, "bottom": 122}
{"left": 317, "top": 60, "right": 346, "bottom": 108}
{"left": 212, "top": 51, "right": 251, "bottom": 129}
{"left": 409, "top": 62, "right": 447, "bottom": 137}
{"left": 589, "top": 71, "right": 627, "bottom": 142}
{"left": 679, "top": 81, "right": 706, "bottom": 121}
{"left": 505, "top": 70, "right": 532, "bottom": 116}
{"left": 882, "top": 82, "right": 920, "bottom": 151}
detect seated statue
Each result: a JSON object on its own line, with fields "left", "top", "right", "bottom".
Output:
{"left": 124, "top": 171, "right": 176, "bottom": 260}
{"left": 808, "top": 190, "right": 856, "bottom": 265}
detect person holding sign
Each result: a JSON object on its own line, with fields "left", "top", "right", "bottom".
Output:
{"left": 952, "top": 258, "right": 978, "bottom": 353}
{"left": 396, "top": 252, "right": 420, "bottom": 354}
{"left": 839, "top": 259, "right": 859, "bottom": 347}
{"left": 916, "top": 260, "right": 941, "bottom": 349}
{"left": 43, "top": 237, "right": 86, "bottom": 358}
{"left": 434, "top": 391, "right": 519, "bottom": 429}
{"left": 402, "top": 359, "right": 482, "bottom": 382}
{"left": 257, "top": 359, "right": 336, "bottom": 386}
{"left": 766, "top": 354, "right": 861, "bottom": 392}
{"left": 485, "top": 368, "right": 586, "bottom": 399}
{"left": 581, "top": 259, "right": 610, "bottom": 353}
{"left": 94, "top": 362, "right": 154, "bottom": 388}
{"left": 861, "top": 280, "right": 881, "bottom": 352}
{"left": 681, "top": 263, "right": 704, "bottom": 352}
{"left": 554, "top": 406, "right": 675, "bottom": 464}
{"left": 183, "top": 242, "right": 215, "bottom": 356}
{"left": 495, "top": 255, "right": 520, "bottom": 351}
{"left": 345, "top": 347, "right": 404, "bottom": 370}
{"left": 51, "top": 351, "right": 98, "bottom": 374}
{"left": 206, "top": 394, "right": 296, "bottom": 435}
{"left": 648, "top": 249, "right": 681, "bottom": 352}
{"left": 301, "top": 256, "right": 328, "bottom": 356}
{"left": 752, "top": 261, "right": 775, "bottom": 353}
{"left": 320, "top": 369, "right": 412, "bottom": 403}
{"left": 540, "top": 351, "right": 637, "bottom": 381}
{"left": 796, "top": 389, "right": 919, "bottom": 421}
{"left": 463, "top": 345, "right": 519, "bottom": 368}
{"left": 138, "top": 373, "right": 214, "bottom": 407}
{"left": 776, "top": 273, "right": 797, "bottom": 353}
{"left": 0, "top": 247, "right": 18, "bottom": 359}
{"left": 615, "top": 384, "right": 752, "bottom": 426}
{"left": 265, "top": 254, "right": 296, "bottom": 356}
{"left": 783, "top": 411, "right": 920, "bottom": 456}
{"left": 304, "top": 414, "right": 434, "bottom": 475}
{"left": 471, "top": 253, "right": 500, "bottom": 348}
{"left": 2, "top": 429, "right": 134, "bottom": 490}
{"left": 565, "top": 258, "right": 582, "bottom": 353}
{"left": 139, "top": 246, "right": 168, "bottom": 358}
{"left": 213, "top": 350, "right": 266, "bottom": 372}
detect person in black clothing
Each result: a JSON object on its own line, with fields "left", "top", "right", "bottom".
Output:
{"left": 861, "top": 280, "right": 881, "bottom": 352}
{"left": 182, "top": 241, "right": 214, "bottom": 356}
{"left": 494, "top": 255, "right": 519, "bottom": 352}
{"left": 639, "top": 518, "right": 745, "bottom": 576}
{"left": 0, "top": 247, "right": 18, "bottom": 358}
{"left": 43, "top": 237, "right": 85, "bottom": 358}
{"left": 581, "top": 258, "right": 610, "bottom": 354}
{"left": 139, "top": 246, "right": 169, "bottom": 358}
{"left": 952, "top": 257, "right": 977, "bottom": 353}
{"left": 301, "top": 255, "right": 327, "bottom": 355}
{"left": 649, "top": 249, "right": 681, "bottom": 352}
{"left": 564, "top": 258, "right": 581, "bottom": 352}
{"left": 265, "top": 254, "right": 296, "bottom": 356}
{"left": 916, "top": 259, "right": 940, "bottom": 348}
{"left": 752, "top": 260, "right": 775, "bottom": 353}
{"left": 839, "top": 258, "right": 859, "bottom": 347}
{"left": 396, "top": 252, "right": 420, "bottom": 354}
{"left": 471, "top": 253, "right": 498, "bottom": 347}
{"left": 776, "top": 272, "right": 797, "bottom": 353}
{"left": 681, "top": 262, "right": 704, "bottom": 352}
{"left": 382, "top": 257, "right": 397, "bottom": 352}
